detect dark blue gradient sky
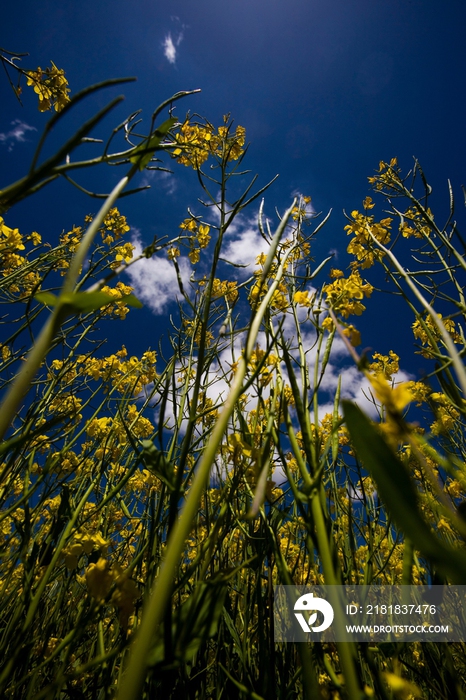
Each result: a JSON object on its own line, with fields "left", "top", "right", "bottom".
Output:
{"left": 2, "top": 0, "right": 465, "bottom": 384}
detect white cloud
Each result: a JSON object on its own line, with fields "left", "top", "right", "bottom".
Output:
{"left": 163, "top": 34, "right": 177, "bottom": 64}
{"left": 0, "top": 120, "right": 36, "bottom": 151}
{"left": 162, "top": 31, "right": 184, "bottom": 65}
{"left": 216, "top": 198, "right": 316, "bottom": 272}
{"left": 208, "top": 207, "right": 269, "bottom": 271}
{"left": 222, "top": 223, "right": 266, "bottom": 269}
{"left": 125, "top": 235, "right": 191, "bottom": 314}
{"left": 139, "top": 169, "right": 177, "bottom": 195}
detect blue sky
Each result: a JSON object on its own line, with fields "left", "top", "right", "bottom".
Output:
{"left": 1, "top": 0, "right": 466, "bottom": 409}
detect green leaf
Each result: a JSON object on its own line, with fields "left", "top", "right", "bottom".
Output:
{"left": 35, "top": 291, "right": 114, "bottom": 311}
{"left": 61, "top": 291, "right": 116, "bottom": 312}
{"left": 34, "top": 291, "right": 59, "bottom": 306}
{"left": 124, "top": 294, "right": 143, "bottom": 308}
{"left": 342, "top": 399, "right": 466, "bottom": 583}
{"left": 129, "top": 117, "right": 177, "bottom": 171}
{"left": 35, "top": 290, "right": 143, "bottom": 313}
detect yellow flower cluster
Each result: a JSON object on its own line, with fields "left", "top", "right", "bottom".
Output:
{"left": 100, "top": 281, "right": 135, "bottom": 320}
{"left": 249, "top": 279, "right": 289, "bottom": 311}
{"left": 195, "top": 393, "right": 219, "bottom": 428}
{"left": 85, "top": 416, "right": 113, "bottom": 440}
{"left": 173, "top": 120, "right": 214, "bottom": 168}
{"left": 126, "top": 468, "right": 159, "bottom": 493}
{"left": 0, "top": 218, "right": 43, "bottom": 296}
{"left": 250, "top": 239, "right": 312, "bottom": 312}
{"left": 345, "top": 209, "right": 392, "bottom": 268}
{"left": 49, "top": 346, "right": 157, "bottom": 397}
{"left": 290, "top": 234, "right": 311, "bottom": 260}
{"left": 405, "top": 380, "right": 431, "bottom": 406}
{"left": 399, "top": 206, "right": 433, "bottom": 239}
{"left": 212, "top": 278, "right": 238, "bottom": 304}
{"left": 0, "top": 344, "right": 11, "bottom": 362}
{"left": 223, "top": 433, "right": 257, "bottom": 475}
{"left": 368, "top": 351, "right": 400, "bottom": 380}
{"left": 173, "top": 117, "right": 246, "bottom": 169}
{"left": 59, "top": 225, "right": 82, "bottom": 252}
{"left": 367, "top": 157, "right": 401, "bottom": 192}
{"left": 49, "top": 449, "right": 80, "bottom": 476}
{"left": 25, "top": 61, "right": 70, "bottom": 112}
{"left": 84, "top": 406, "right": 154, "bottom": 463}
{"left": 167, "top": 246, "right": 180, "bottom": 260}
{"left": 85, "top": 557, "right": 139, "bottom": 629}
{"left": 318, "top": 413, "right": 350, "bottom": 453}
{"left": 52, "top": 209, "right": 131, "bottom": 275}
{"left": 61, "top": 531, "right": 109, "bottom": 570}
{"left": 323, "top": 269, "right": 374, "bottom": 318}
{"left": 429, "top": 392, "right": 461, "bottom": 435}
{"left": 246, "top": 346, "right": 279, "bottom": 387}
{"left": 0, "top": 217, "right": 25, "bottom": 252}
{"left": 100, "top": 208, "right": 131, "bottom": 242}
{"left": 126, "top": 404, "right": 155, "bottom": 436}
{"left": 47, "top": 393, "right": 83, "bottom": 423}
{"left": 112, "top": 241, "right": 135, "bottom": 268}
{"left": 179, "top": 217, "right": 211, "bottom": 264}
{"left": 183, "top": 318, "right": 214, "bottom": 346}
{"left": 412, "top": 313, "right": 463, "bottom": 358}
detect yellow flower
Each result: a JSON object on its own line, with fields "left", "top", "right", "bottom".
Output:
{"left": 293, "top": 290, "right": 312, "bottom": 307}
{"left": 102, "top": 208, "right": 130, "bottom": 238}
{"left": 85, "top": 558, "right": 113, "bottom": 601}
{"left": 342, "top": 324, "right": 361, "bottom": 346}
{"left": 0, "top": 219, "right": 25, "bottom": 251}
{"left": 25, "top": 62, "right": 70, "bottom": 112}
{"left": 369, "top": 374, "right": 413, "bottom": 413}
{"left": 188, "top": 247, "right": 200, "bottom": 264}
{"left": 179, "top": 217, "right": 197, "bottom": 231}
{"left": 113, "top": 242, "right": 135, "bottom": 267}
{"left": 323, "top": 270, "right": 373, "bottom": 318}
{"left": 212, "top": 278, "right": 238, "bottom": 303}
{"left": 321, "top": 316, "right": 334, "bottom": 333}
{"left": 1, "top": 344, "right": 11, "bottom": 362}
{"left": 345, "top": 210, "right": 392, "bottom": 268}
{"left": 197, "top": 224, "right": 211, "bottom": 248}
{"left": 111, "top": 566, "right": 140, "bottom": 628}
{"left": 368, "top": 351, "right": 400, "bottom": 380}
{"left": 167, "top": 246, "right": 180, "bottom": 260}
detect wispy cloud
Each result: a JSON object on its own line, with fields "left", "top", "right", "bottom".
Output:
{"left": 207, "top": 208, "right": 268, "bottom": 272}
{"left": 139, "top": 169, "right": 177, "bottom": 195}
{"left": 0, "top": 120, "right": 36, "bottom": 151}
{"left": 125, "top": 234, "right": 191, "bottom": 314}
{"left": 162, "top": 31, "right": 184, "bottom": 65}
